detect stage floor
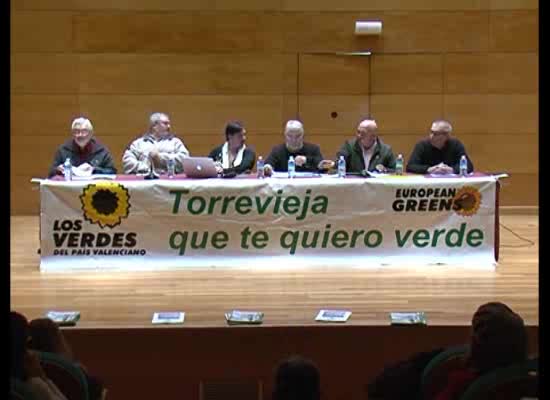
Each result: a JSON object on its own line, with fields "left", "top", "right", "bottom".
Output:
{"left": 10, "top": 215, "right": 539, "bottom": 328}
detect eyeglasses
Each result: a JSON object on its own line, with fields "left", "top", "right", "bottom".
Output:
{"left": 72, "top": 129, "right": 90, "bottom": 135}
{"left": 431, "top": 130, "right": 450, "bottom": 137}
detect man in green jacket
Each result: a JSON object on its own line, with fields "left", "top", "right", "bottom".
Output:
{"left": 336, "top": 119, "right": 396, "bottom": 174}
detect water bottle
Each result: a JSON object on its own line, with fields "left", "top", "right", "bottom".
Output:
{"left": 63, "top": 158, "right": 72, "bottom": 181}
{"left": 337, "top": 155, "right": 346, "bottom": 178}
{"left": 288, "top": 156, "right": 296, "bottom": 179}
{"left": 167, "top": 158, "right": 175, "bottom": 178}
{"left": 256, "top": 156, "right": 265, "bottom": 179}
{"left": 460, "top": 155, "right": 468, "bottom": 176}
{"left": 395, "top": 154, "right": 404, "bottom": 175}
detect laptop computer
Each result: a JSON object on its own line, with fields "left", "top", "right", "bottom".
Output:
{"left": 182, "top": 157, "right": 219, "bottom": 179}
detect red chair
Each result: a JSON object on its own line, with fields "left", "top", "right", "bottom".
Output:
{"left": 421, "top": 345, "right": 469, "bottom": 400}
{"left": 458, "top": 358, "right": 538, "bottom": 400}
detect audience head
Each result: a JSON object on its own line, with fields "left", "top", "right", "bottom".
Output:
{"left": 71, "top": 117, "right": 94, "bottom": 149}
{"left": 467, "top": 302, "right": 528, "bottom": 374}
{"left": 29, "top": 318, "right": 74, "bottom": 360}
{"left": 225, "top": 121, "right": 247, "bottom": 150}
{"left": 429, "top": 119, "right": 452, "bottom": 150}
{"left": 356, "top": 119, "right": 378, "bottom": 150}
{"left": 284, "top": 120, "right": 305, "bottom": 152}
{"left": 273, "top": 355, "right": 320, "bottom": 400}
{"left": 11, "top": 311, "right": 30, "bottom": 380}
{"left": 149, "top": 112, "right": 172, "bottom": 138}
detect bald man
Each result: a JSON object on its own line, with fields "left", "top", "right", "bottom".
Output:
{"left": 336, "top": 119, "right": 396, "bottom": 174}
{"left": 406, "top": 119, "right": 473, "bottom": 175}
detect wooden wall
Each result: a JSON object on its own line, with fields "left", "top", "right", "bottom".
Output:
{"left": 62, "top": 325, "right": 539, "bottom": 400}
{"left": 11, "top": 0, "right": 538, "bottom": 214}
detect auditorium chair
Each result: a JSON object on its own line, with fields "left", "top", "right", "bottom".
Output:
{"left": 38, "top": 351, "right": 90, "bottom": 400}
{"left": 10, "top": 378, "right": 38, "bottom": 400}
{"left": 421, "top": 344, "right": 469, "bottom": 399}
{"left": 458, "top": 358, "right": 538, "bottom": 400}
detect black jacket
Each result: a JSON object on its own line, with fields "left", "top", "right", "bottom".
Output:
{"left": 265, "top": 142, "right": 323, "bottom": 172}
{"left": 336, "top": 138, "right": 396, "bottom": 173}
{"left": 406, "top": 138, "right": 474, "bottom": 174}
{"left": 48, "top": 138, "right": 117, "bottom": 178}
{"left": 208, "top": 144, "right": 256, "bottom": 175}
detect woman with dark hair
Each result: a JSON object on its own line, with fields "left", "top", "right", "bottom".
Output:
{"left": 10, "top": 311, "right": 68, "bottom": 400}
{"left": 29, "top": 318, "right": 107, "bottom": 400}
{"left": 208, "top": 121, "right": 256, "bottom": 175}
{"left": 273, "top": 355, "right": 321, "bottom": 400}
{"left": 434, "top": 302, "right": 528, "bottom": 400}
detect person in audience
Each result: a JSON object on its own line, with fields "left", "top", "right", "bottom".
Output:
{"left": 273, "top": 355, "right": 321, "bottom": 400}
{"left": 122, "top": 112, "right": 190, "bottom": 175}
{"left": 208, "top": 121, "right": 256, "bottom": 175}
{"left": 10, "top": 311, "right": 68, "bottom": 400}
{"left": 48, "top": 117, "right": 116, "bottom": 178}
{"left": 29, "top": 318, "right": 107, "bottom": 400}
{"left": 264, "top": 120, "right": 334, "bottom": 175}
{"left": 433, "top": 302, "right": 528, "bottom": 400}
{"left": 336, "top": 118, "right": 396, "bottom": 174}
{"left": 29, "top": 318, "right": 74, "bottom": 360}
{"left": 406, "top": 119, "right": 474, "bottom": 175}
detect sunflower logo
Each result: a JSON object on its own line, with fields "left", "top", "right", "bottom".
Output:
{"left": 452, "top": 186, "right": 482, "bottom": 217}
{"left": 80, "top": 182, "right": 131, "bottom": 228}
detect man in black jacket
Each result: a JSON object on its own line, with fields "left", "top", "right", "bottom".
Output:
{"left": 264, "top": 120, "right": 333, "bottom": 175}
{"left": 406, "top": 119, "right": 474, "bottom": 175}
{"left": 48, "top": 117, "right": 117, "bottom": 178}
{"left": 208, "top": 121, "right": 256, "bottom": 175}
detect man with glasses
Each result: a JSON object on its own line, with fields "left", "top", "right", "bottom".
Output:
{"left": 336, "top": 118, "right": 396, "bottom": 174}
{"left": 122, "top": 112, "right": 190, "bottom": 174}
{"left": 263, "top": 120, "right": 333, "bottom": 176}
{"left": 406, "top": 119, "right": 474, "bottom": 175}
{"left": 48, "top": 117, "right": 116, "bottom": 177}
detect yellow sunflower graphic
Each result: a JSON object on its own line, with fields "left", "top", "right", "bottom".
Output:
{"left": 80, "top": 182, "right": 131, "bottom": 228}
{"left": 452, "top": 186, "right": 482, "bottom": 217}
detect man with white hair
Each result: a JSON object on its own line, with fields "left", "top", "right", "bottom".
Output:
{"left": 122, "top": 112, "right": 190, "bottom": 175}
{"left": 48, "top": 117, "right": 116, "bottom": 178}
{"left": 263, "top": 120, "right": 333, "bottom": 175}
{"left": 406, "top": 119, "right": 474, "bottom": 174}
{"left": 336, "top": 119, "right": 396, "bottom": 174}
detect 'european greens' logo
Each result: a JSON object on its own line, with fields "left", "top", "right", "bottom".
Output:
{"left": 80, "top": 182, "right": 131, "bottom": 228}
{"left": 392, "top": 185, "right": 482, "bottom": 216}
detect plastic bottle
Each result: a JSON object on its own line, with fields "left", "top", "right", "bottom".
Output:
{"left": 288, "top": 156, "right": 296, "bottom": 179}
{"left": 167, "top": 158, "right": 175, "bottom": 178}
{"left": 256, "top": 156, "right": 265, "bottom": 179}
{"left": 337, "top": 155, "right": 346, "bottom": 178}
{"left": 395, "top": 154, "right": 404, "bottom": 175}
{"left": 460, "top": 155, "right": 468, "bottom": 177}
{"left": 63, "top": 158, "right": 72, "bottom": 181}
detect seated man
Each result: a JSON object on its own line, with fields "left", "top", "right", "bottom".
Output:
{"left": 406, "top": 119, "right": 474, "bottom": 175}
{"left": 208, "top": 121, "right": 256, "bottom": 175}
{"left": 337, "top": 119, "right": 396, "bottom": 174}
{"left": 433, "top": 302, "right": 528, "bottom": 400}
{"left": 122, "top": 112, "right": 190, "bottom": 175}
{"left": 11, "top": 311, "right": 68, "bottom": 400}
{"left": 264, "top": 120, "right": 333, "bottom": 175}
{"left": 48, "top": 117, "right": 116, "bottom": 178}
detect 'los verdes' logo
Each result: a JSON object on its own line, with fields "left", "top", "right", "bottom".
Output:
{"left": 80, "top": 182, "right": 131, "bottom": 228}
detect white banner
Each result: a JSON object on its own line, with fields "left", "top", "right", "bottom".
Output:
{"left": 39, "top": 175, "right": 498, "bottom": 271}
